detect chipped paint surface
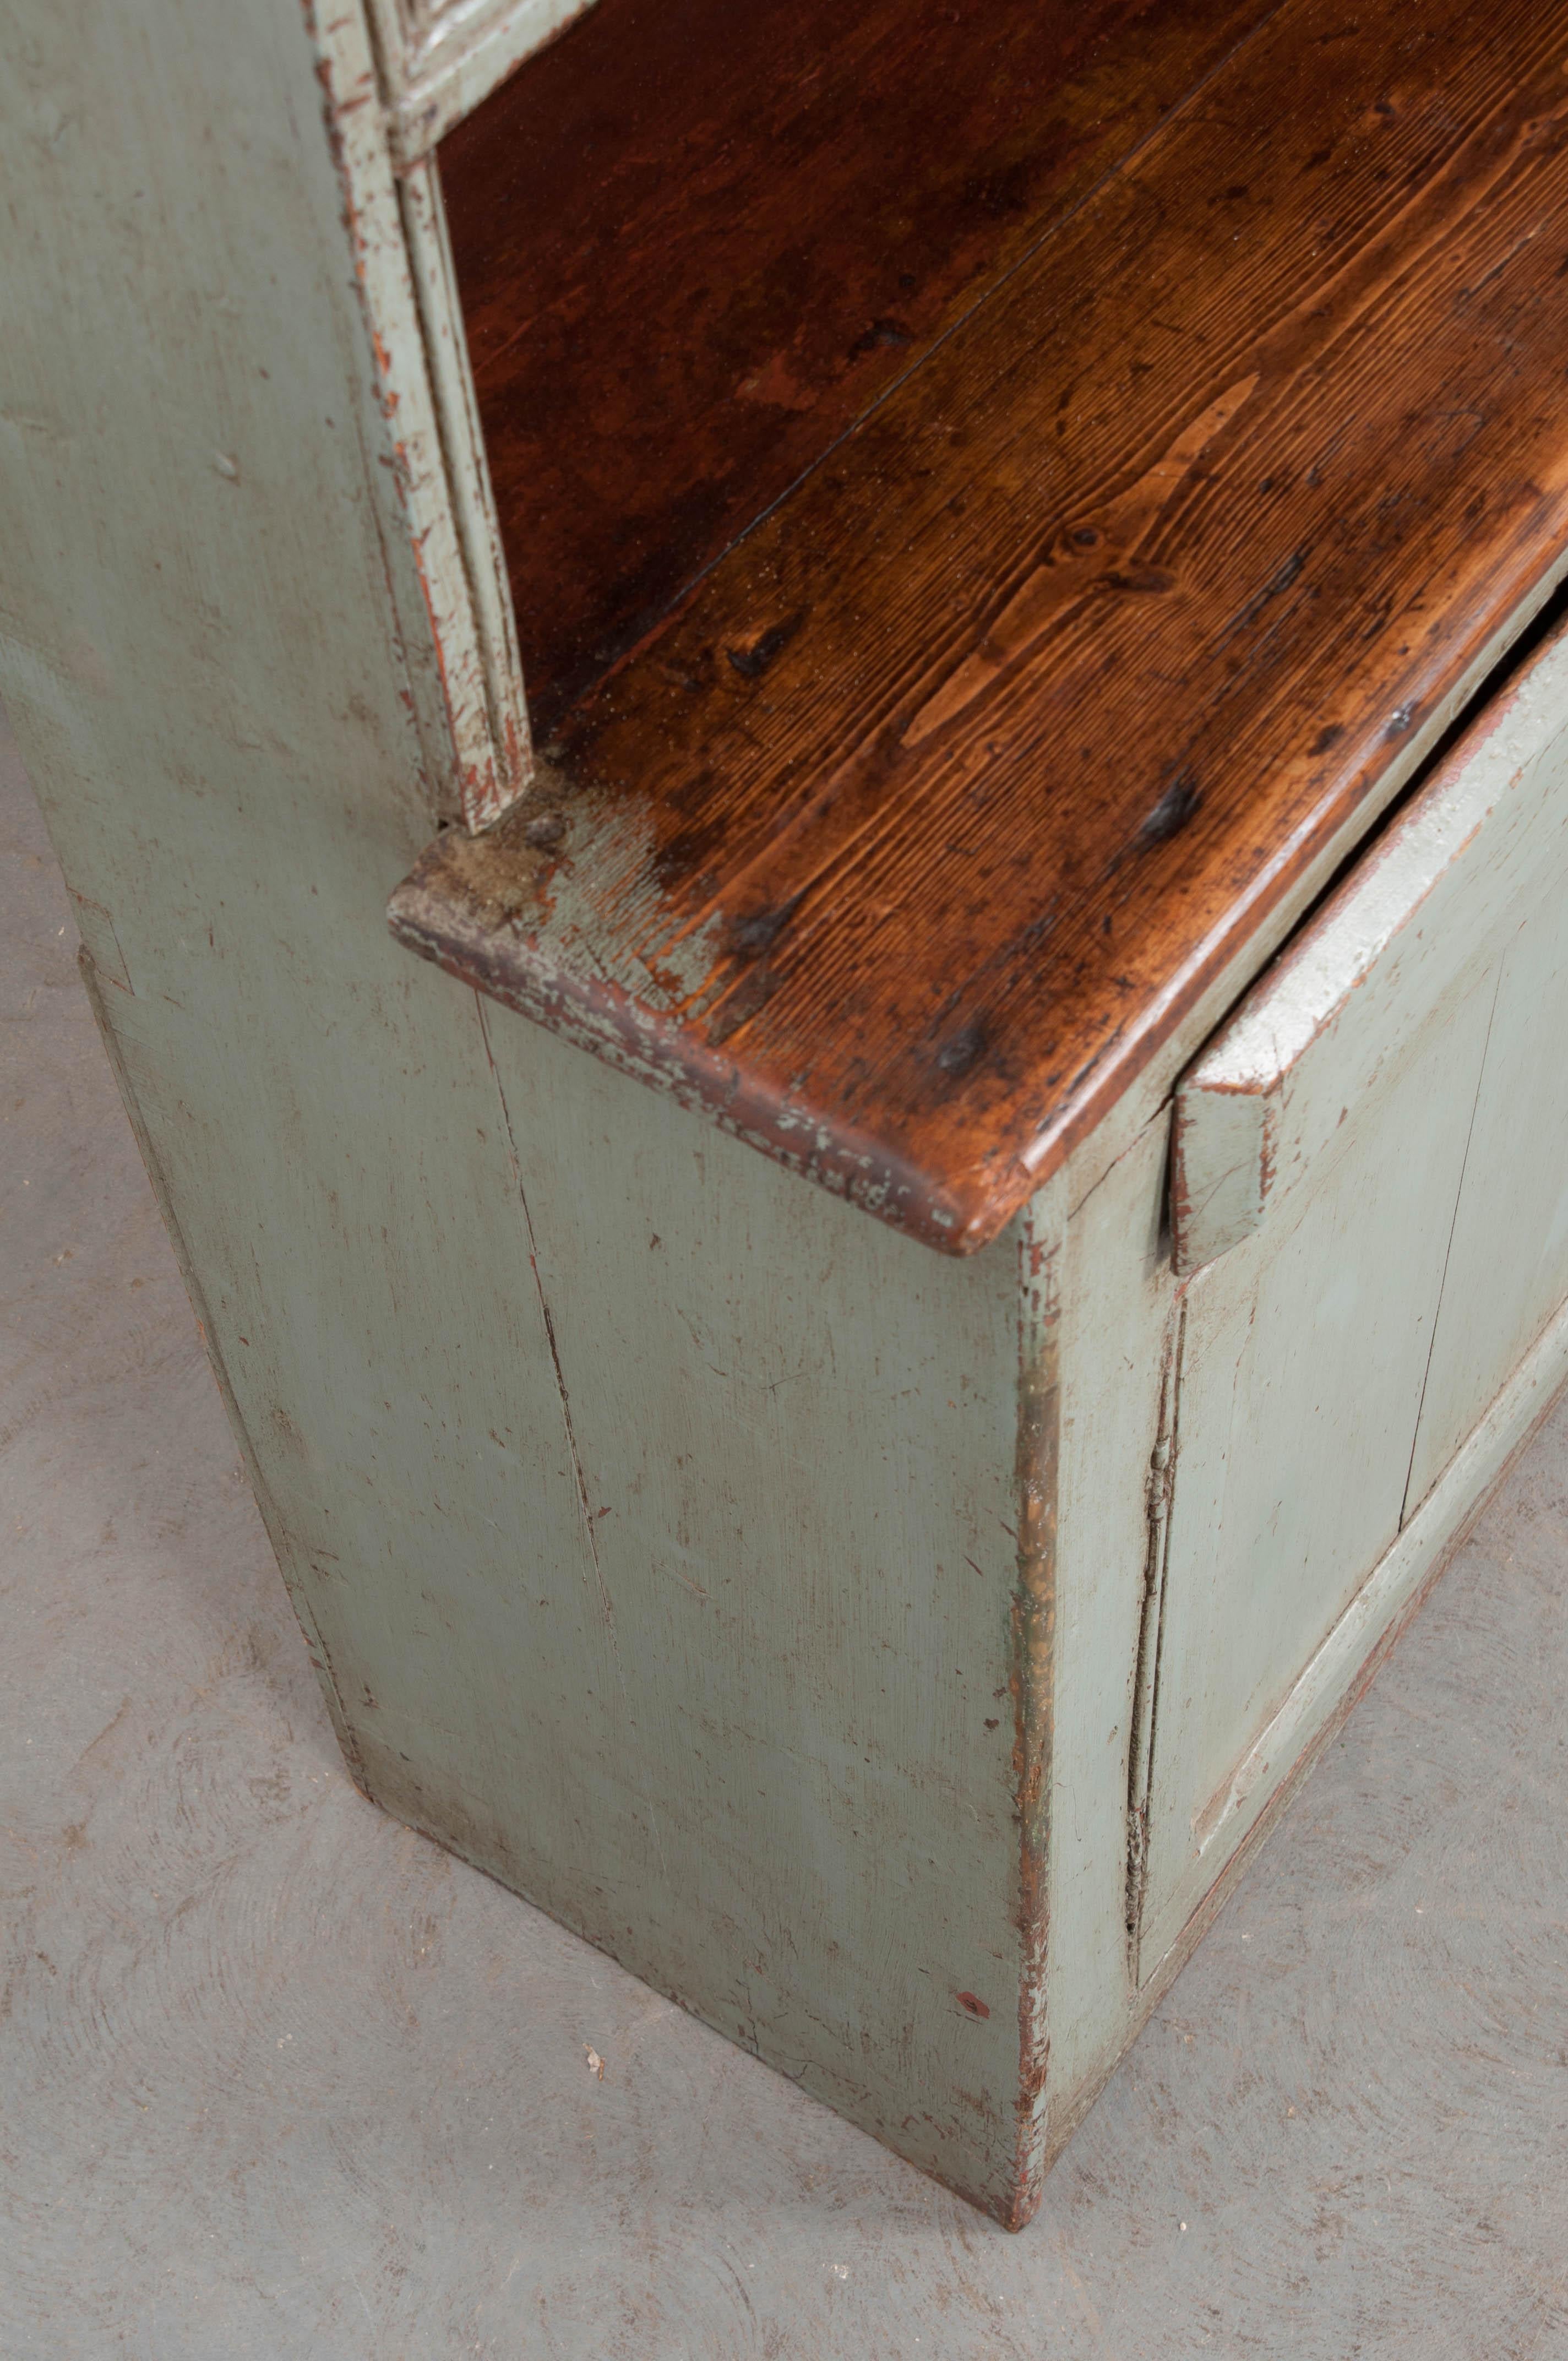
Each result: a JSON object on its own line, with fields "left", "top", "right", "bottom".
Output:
{"left": 388, "top": 811, "right": 977, "bottom": 1249}
{"left": 307, "top": 0, "right": 529, "bottom": 827}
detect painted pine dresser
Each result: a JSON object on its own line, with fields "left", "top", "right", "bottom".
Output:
{"left": 8, "top": 0, "right": 1568, "bottom": 2227}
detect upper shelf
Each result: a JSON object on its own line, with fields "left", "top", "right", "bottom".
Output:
{"left": 438, "top": 0, "right": 1272, "bottom": 738}
{"left": 391, "top": 0, "right": 1568, "bottom": 1254}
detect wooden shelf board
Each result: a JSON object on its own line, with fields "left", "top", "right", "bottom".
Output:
{"left": 395, "top": 0, "right": 1568, "bottom": 1254}
{"left": 439, "top": 0, "right": 1278, "bottom": 736}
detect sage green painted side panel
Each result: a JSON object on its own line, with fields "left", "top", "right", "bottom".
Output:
{"left": 0, "top": 0, "right": 1035, "bottom": 2215}
{"left": 471, "top": 1010, "right": 1027, "bottom": 2196}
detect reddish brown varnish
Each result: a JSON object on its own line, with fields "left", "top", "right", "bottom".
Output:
{"left": 397, "top": 0, "right": 1568, "bottom": 1254}
{"left": 439, "top": 0, "right": 1277, "bottom": 733}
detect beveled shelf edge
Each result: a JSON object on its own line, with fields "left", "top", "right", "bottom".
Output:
{"left": 387, "top": 540, "right": 1568, "bottom": 1260}
{"left": 388, "top": 854, "right": 985, "bottom": 1252}
{"left": 385, "top": 0, "right": 1568, "bottom": 1258}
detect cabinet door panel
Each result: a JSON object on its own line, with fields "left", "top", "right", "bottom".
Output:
{"left": 1137, "top": 980, "right": 1493, "bottom": 1973}
{"left": 1140, "top": 613, "right": 1568, "bottom": 1977}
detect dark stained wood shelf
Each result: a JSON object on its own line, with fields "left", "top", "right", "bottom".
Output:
{"left": 440, "top": 0, "right": 1278, "bottom": 735}
{"left": 393, "top": 0, "right": 1568, "bottom": 1254}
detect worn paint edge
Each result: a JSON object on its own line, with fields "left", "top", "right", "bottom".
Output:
{"left": 307, "top": 0, "right": 529, "bottom": 828}
{"left": 1004, "top": 1188, "right": 1064, "bottom": 2229}
{"left": 399, "top": 159, "right": 532, "bottom": 799}
{"left": 1015, "top": 548, "right": 1568, "bottom": 1204}
{"left": 388, "top": 882, "right": 974, "bottom": 1248}
{"left": 1169, "top": 1081, "right": 1277, "bottom": 1274}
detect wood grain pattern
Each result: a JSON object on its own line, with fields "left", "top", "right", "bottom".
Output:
{"left": 438, "top": 0, "right": 1276, "bottom": 733}
{"left": 399, "top": 0, "right": 1568, "bottom": 1254}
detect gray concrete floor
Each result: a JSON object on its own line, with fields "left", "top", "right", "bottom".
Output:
{"left": 4, "top": 702, "right": 1568, "bottom": 2361}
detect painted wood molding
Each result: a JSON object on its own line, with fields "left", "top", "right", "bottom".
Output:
{"left": 367, "top": 0, "right": 601, "bottom": 163}
{"left": 1172, "top": 612, "right": 1568, "bottom": 1276}
{"left": 309, "top": 0, "right": 531, "bottom": 826}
